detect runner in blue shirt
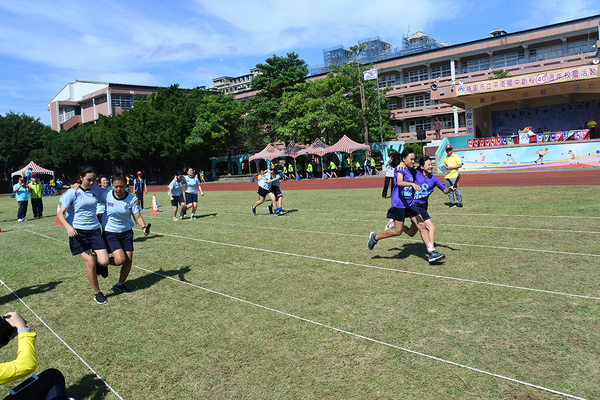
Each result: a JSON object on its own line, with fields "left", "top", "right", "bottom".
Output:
{"left": 168, "top": 171, "right": 186, "bottom": 221}
{"left": 102, "top": 173, "right": 149, "bottom": 294}
{"left": 57, "top": 166, "right": 110, "bottom": 304}
{"left": 251, "top": 167, "right": 279, "bottom": 215}
{"left": 367, "top": 148, "right": 444, "bottom": 262}
{"left": 12, "top": 177, "right": 29, "bottom": 222}
{"left": 181, "top": 167, "right": 204, "bottom": 219}
{"left": 401, "top": 156, "right": 455, "bottom": 261}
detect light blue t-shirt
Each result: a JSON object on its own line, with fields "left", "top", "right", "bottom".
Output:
{"left": 96, "top": 186, "right": 113, "bottom": 214}
{"left": 270, "top": 172, "right": 280, "bottom": 187}
{"left": 102, "top": 191, "right": 141, "bottom": 233}
{"left": 258, "top": 173, "right": 271, "bottom": 190}
{"left": 13, "top": 184, "right": 28, "bottom": 202}
{"left": 168, "top": 179, "right": 184, "bottom": 196}
{"left": 182, "top": 175, "right": 201, "bottom": 193}
{"left": 60, "top": 185, "right": 107, "bottom": 230}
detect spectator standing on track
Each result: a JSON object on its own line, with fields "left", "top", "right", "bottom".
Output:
{"left": 442, "top": 144, "right": 463, "bottom": 208}
{"left": 168, "top": 171, "right": 187, "bottom": 221}
{"left": 13, "top": 177, "right": 29, "bottom": 222}
{"left": 306, "top": 162, "right": 314, "bottom": 179}
{"left": 587, "top": 116, "right": 597, "bottom": 139}
{"left": 370, "top": 156, "right": 377, "bottom": 175}
{"left": 133, "top": 171, "right": 147, "bottom": 210}
{"left": 181, "top": 168, "right": 204, "bottom": 219}
{"left": 382, "top": 151, "right": 395, "bottom": 199}
{"left": 29, "top": 177, "right": 43, "bottom": 219}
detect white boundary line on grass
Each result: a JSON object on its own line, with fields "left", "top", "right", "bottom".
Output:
{"left": 143, "top": 214, "right": 600, "bottom": 260}
{"left": 133, "top": 264, "right": 588, "bottom": 400}
{"left": 207, "top": 211, "right": 600, "bottom": 235}
{"left": 300, "top": 208, "right": 600, "bottom": 219}
{"left": 0, "top": 278, "right": 125, "bottom": 400}
{"left": 22, "top": 230, "right": 591, "bottom": 399}
{"left": 148, "top": 229, "right": 600, "bottom": 300}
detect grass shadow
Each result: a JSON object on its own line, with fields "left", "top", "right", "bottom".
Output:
{"left": 67, "top": 373, "right": 109, "bottom": 400}
{"left": 193, "top": 213, "right": 217, "bottom": 219}
{"left": 109, "top": 266, "right": 192, "bottom": 296}
{"left": 133, "top": 233, "right": 163, "bottom": 243}
{"left": 0, "top": 282, "right": 62, "bottom": 305}
{"left": 372, "top": 243, "right": 429, "bottom": 261}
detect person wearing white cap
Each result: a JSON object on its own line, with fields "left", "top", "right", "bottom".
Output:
{"left": 442, "top": 144, "right": 463, "bottom": 208}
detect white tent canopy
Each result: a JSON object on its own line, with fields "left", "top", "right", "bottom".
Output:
{"left": 11, "top": 161, "right": 55, "bottom": 178}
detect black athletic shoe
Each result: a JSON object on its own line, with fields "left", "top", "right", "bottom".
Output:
{"left": 96, "top": 262, "right": 108, "bottom": 278}
{"left": 114, "top": 283, "right": 132, "bottom": 294}
{"left": 457, "top": 203, "right": 463, "bottom": 208}
{"left": 449, "top": 204, "right": 457, "bottom": 208}
{"left": 268, "top": 205, "right": 273, "bottom": 214}
{"left": 94, "top": 292, "right": 107, "bottom": 304}
{"left": 278, "top": 209, "right": 288, "bottom": 215}
{"left": 251, "top": 205, "right": 256, "bottom": 215}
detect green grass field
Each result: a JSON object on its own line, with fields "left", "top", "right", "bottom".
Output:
{"left": 1, "top": 184, "right": 599, "bottom": 399}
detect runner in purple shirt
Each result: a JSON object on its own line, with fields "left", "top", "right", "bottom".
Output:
{"left": 367, "top": 148, "right": 442, "bottom": 262}
{"left": 401, "top": 156, "right": 455, "bottom": 260}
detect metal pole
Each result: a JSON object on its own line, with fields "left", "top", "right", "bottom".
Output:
{"left": 377, "top": 78, "right": 384, "bottom": 155}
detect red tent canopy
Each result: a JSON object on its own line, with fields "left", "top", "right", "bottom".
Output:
{"left": 296, "top": 138, "right": 332, "bottom": 157}
{"left": 11, "top": 161, "right": 55, "bottom": 178}
{"left": 249, "top": 144, "right": 284, "bottom": 161}
{"left": 325, "top": 135, "right": 370, "bottom": 154}
{"left": 281, "top": 141, "right": 305, "bottom": 159}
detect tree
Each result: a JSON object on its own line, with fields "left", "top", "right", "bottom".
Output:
{"left": 188, "top": 94, "right": 246, "bottom": 174}
{"left": 0, "top": 112, "right": 54, "bottom": 185}
{"left": 245, "top": 53, "right": 308, "bottom": 142}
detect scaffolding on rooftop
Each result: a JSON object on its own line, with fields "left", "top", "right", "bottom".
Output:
{"left": 396, "top": 31, "right": 447, "bottom": 56}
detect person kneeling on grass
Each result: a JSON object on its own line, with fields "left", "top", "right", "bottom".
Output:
{"left": 395, "top": 156, "right": 455, "bottom": 258}
{"left": 0, "top": 312, "right": 73, "bottom": 400}
{"left": 367, "top": 148, "right": 445, "bottom": 263}
{"left": 102, "top": 173, "right": 150, "bottom": 294}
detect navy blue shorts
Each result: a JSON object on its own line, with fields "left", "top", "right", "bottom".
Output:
{"left": 185, "top": 192, "right": 198, "bottom": 204}
{"left": 270, "top": 186, "right": 282, "bottom": 197}
{"left": 171, "top": 195, "right": 184, "bottom": 206}
{"left": 386, "top": 206, "right": 419, "bottom": 222}
{"left": 69, "top": 228, "right": 107, "bottom": 256}
{"left": 412, "top": 203, "right": 430, "bottom": 221}
{"left": 257, "top": 187, "right": 270, "bottom": 197}
{"left": 104, "top": 229, "right": 134, "bottom": 253}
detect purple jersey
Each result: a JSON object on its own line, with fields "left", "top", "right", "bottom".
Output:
{"left": 391, "top": 167, "right": 415, "bottom": 209}
{"left": 413, "top": 170, "right": 446, "bottom": 204}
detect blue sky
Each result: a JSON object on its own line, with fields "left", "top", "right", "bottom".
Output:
{"left": 1, "top": 0, "right": 599, "bottom": 126}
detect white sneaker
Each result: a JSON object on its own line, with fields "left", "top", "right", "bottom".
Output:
{"left": 173, "top": 217, "right": 178, "bottom": 221}
{"left": 17, "top": 219, "right": 23, "bottom": 222}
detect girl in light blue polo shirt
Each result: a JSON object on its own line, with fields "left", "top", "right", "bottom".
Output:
{"left": 102, "top": 173, "right": 149, "bottom": 294}
{"left": 57, "top": 166, "right": 110, "bottom": 304}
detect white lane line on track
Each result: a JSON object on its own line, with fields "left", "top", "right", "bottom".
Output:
{"left": 23, "top": 230, "right": 592, "bottom": 398}
{"left": 132, "top": 264, "right": 588, "bottom": 400}
{"left": 143, "top": 213, "right": 600, "bottom": 258}
{"left": 0, "top": 271, "right": 124, "bottom": 400}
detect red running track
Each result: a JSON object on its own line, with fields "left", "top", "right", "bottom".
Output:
{"left": 148, "top": 167, "right": 600, "bottom": 193}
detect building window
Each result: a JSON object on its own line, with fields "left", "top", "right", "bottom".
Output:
{"left": 461, "top": 57, "right": 490, "bottom": 73}
{"left": 387, "top": 99, "right": 397, "bottom": 110}
{"left": 530, "top": 45, "right": 563, "bottom": 62}
{"left": 403, "top": 68, "right": 428, "bottom": 83}
{"left": 111, "top": 94, "right": 132, "bottom": 108}
{"left": 82, "top": 100, "right": 93, "bottom": 108}
{"left": 567, "top": 39, "right": 595, "bottom": 56}
{"left": 404, "top": 94, "right": 430, "bottom": 109}
{"left": 378, "top": 74, "right": 401, "bottom": 88}
{"left": 411, "top": 119, "right": 431, "bottom": 131}
{"left": 59, "top": 108, "right": 76, "bottom": 123}
{"left": 431, "top": 64, "right": 451, "bottom": 79}
{"left": 493, "top": 51, "right": 524, "bottom": 68}
{"left": 95, "top": 96, "right": 107, "bottom": 104}
{"left": 438, "top": 116, "right": 455, "bottom": 129}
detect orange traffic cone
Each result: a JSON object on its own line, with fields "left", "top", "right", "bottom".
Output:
{"left": 150, "top": 193, "right": 160, "bottom": 214}
{"left": 0, "top": 226, "right": 3, "bottom": 233}
{"left": 55, "top": 203, "right": 62, "bottom": 226}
